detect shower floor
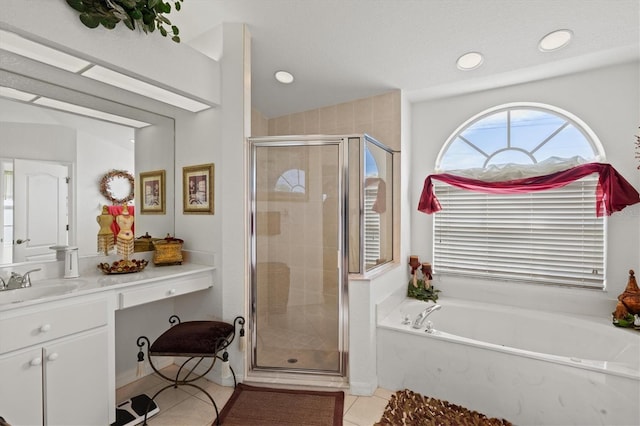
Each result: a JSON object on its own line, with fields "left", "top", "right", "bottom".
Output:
{"left": 255, "top": 301, "right": 340, "bottom": 372}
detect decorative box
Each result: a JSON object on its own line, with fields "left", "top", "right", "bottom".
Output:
{"left": 134, "top": 232, "right": 160, "bottom": 252}
{"left": 153, "top": 234, "right": 184, "bottom": 265}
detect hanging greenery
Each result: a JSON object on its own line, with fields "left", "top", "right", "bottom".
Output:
{"left": 65, "top": 0, "right": 184, "bottom": 43}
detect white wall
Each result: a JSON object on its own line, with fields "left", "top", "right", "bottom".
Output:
{"left": 173, "top": 23, "right": 250, "bottom": 383}
{"left": 134, "top": 118, "right": 176, "bottom": 239}
{"left": 410, "top": 61, "right": 640, "bottom": 316}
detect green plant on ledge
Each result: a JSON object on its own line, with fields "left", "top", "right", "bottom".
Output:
{"left": 65, "top": 0, "right": 183, "bottom": 43}
{"left": 407, "top": 279, "right": 441, "bottom": 303}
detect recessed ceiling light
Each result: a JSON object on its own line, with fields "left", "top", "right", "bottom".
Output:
{"left": 539, "top": 29, "right": 573, "bottom": 52}
{"left": 456, "top": 52, "right": 484, "bottom": 71}
{"left": 275, "top": 70, "right": 294, "bottom": 84}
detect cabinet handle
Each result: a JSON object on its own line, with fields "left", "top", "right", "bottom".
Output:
{"left": 168, "top": 288, "right": 176, "bottom": 295}
{"left": 30, "top": 357, "right": 42, "bottom": 366}
{"left": 39, "top": 324, "right": 52, "bottom": 333}
{"left": 47, "top": 352, "right": 59, "bottom": 362}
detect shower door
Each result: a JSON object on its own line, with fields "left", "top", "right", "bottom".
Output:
{"left": 250, "top": 138, "right": 346, "bottom": 376}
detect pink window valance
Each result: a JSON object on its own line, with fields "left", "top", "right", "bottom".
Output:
{"left": 418, "top": 163, "right": 640, "bottom": 217}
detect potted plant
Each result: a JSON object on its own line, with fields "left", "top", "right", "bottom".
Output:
{"left": 65, "top": 0, "right": 183, "bottom": 42}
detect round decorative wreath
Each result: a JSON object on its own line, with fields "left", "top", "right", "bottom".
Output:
{"left": 100, "top": 169, "right": 135, "bottom": 204}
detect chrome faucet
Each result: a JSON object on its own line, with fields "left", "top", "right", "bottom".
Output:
{"left": 3, "top": 268, "right": 41, "bottom": 290}
{"left": 412, "top": 303, "right": 441, "bottom": 329}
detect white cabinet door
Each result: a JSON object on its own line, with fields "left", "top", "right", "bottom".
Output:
{"left": 45, "top": 328, "right": 109, "bottom": 426}
{"left": 0, "top": 347, "right": 43, "bottom": 426}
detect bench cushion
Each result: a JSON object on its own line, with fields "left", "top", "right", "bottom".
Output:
{"left": 149, "top": 321, "right": 234, "bottom": 356}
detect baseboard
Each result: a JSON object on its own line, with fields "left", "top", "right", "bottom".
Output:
{"left": 349, "top": 380, "right": 378, "bottom": 396}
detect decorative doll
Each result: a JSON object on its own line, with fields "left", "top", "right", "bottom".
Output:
{"left": 97, "top": 205, "right": 115, "bottom": 255}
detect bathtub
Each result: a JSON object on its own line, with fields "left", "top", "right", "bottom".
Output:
{"left": 376, "top": 297, "right": 640, "bottom": 426}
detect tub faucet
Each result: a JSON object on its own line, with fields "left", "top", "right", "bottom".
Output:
{"left": 412, "top": 304, "right": 441, "bottom": 329}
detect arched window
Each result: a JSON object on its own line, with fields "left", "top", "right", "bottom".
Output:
{"left": 275, "top": 168, "right": 306, "bottom": 194}
{"left": 437, "top": 103, "right": 603, "bottom": 170}
{"left": 434, "top": 103, "right": 606, "bottom": 288}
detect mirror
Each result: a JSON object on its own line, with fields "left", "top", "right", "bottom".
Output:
{"left": 0, "top": 50, "right": 175, "bottom": 266}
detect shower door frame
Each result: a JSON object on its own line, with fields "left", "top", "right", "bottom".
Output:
{"left": 248, "top": 136, "right": 349, "bottom": 379}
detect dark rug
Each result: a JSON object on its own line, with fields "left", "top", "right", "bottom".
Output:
{"left": 218, "top": 383, "right": 344, "bottom": 426}
{"left": 375, "top": 389, "right": 513, "bottom": 426}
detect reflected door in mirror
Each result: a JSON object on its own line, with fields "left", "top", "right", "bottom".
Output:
{"left": 13, "top": 159, "right": 68, "bottom": 263}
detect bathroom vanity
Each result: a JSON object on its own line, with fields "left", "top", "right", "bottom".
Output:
{"left": 0, "top": 260, "right": 214, "bottom": 425}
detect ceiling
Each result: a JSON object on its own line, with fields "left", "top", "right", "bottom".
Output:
{"left": 171, "top": 0, "right": 639, "bottom": 118}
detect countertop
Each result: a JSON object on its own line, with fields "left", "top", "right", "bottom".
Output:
{"left": 0, "top": 260, "right": 215, "bottom": 313}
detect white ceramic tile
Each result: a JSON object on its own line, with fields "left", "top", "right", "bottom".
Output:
{"left": 184, "top": 378, "right": 235, "bottom": 406}
{"left": 374, "top": 387, "right": 394, "bottom": 400}
{"left": 146, "top": 382, "right": 194, "bottom": 413}
{"left": 115, "top": 373, "right": 163, "bottom": 403}
{"left": 147, "top": 395, "right": 216, "bottom": 426}
{"left": 343, "top": 393, "right": 358, "bottom": 414}
{"left": 343, "top": 395, "right": 388, "bottom": 426}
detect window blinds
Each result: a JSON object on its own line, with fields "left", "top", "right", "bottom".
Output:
{"left": 433, "top": 177, "right": 606, "bottom": 288}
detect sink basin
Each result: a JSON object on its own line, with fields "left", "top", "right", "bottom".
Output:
{"left": 0, "top": 282, "right": 84, "bottom": 305}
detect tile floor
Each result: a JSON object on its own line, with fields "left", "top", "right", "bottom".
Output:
{"left": 116, "top": 365, "right": 393, "bottom": 426}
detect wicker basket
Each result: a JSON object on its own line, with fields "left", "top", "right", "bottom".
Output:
{"left": 153, "top": 235, "right": 184, "bottom": 265}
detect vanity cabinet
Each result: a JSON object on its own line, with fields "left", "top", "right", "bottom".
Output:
{"left": 0, "top": 297, "right": 109, "bottom": 425}
{"left": 118, "top": 272, "right": 212, "bottom": 309}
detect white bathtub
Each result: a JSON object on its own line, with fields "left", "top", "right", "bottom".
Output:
{"left": 376, "top": 297, "right": 640, "bottom": 426}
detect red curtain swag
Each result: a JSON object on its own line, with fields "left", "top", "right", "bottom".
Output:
{"left": 418, "top": 163, "right": 640, "bottom": 217}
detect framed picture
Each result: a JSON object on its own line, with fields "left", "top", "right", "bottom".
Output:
{"left": 183, "top": 163, "right": 214, "bottom": 214}
{"left": 139, "top": 170, "right": 165, "bottom": 214}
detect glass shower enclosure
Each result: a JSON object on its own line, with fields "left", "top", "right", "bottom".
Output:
{"left": 249, "top": 134, "right": 394, "bottom": 378}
